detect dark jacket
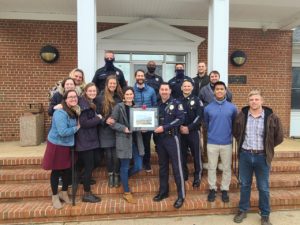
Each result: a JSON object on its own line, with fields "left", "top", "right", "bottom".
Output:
{"left": 192, "top": 74, "right": 209, "bottom": 97}
{"left": 233, "top": 106, "right": 284, "bottom": 166}
{"left": 92, "top": 65, "right": 126, "bottom": 92}
{"left": 179, "top": 94, "right": 202, "bottom": 132}
{"left": 145, "top": 72, "right": 163, "bottom": 97}
{"left": 168, "top": 75, "right": 194, "bottom": 98}
{"left": 95, "top": 92, "right": 122, "bottom": 148}
{"left": 48, "top": 91, "right": 63, "bottom": 116}
{"left": 111, "top": 102, "right": 144, "bottom": 159}
{"left": 75, "top": 97, "right": 102, "bottom": 152}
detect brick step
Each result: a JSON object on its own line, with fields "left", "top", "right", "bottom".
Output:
{"left": 1, "top": 188, "right": 300, "bottom": 224}
{"left": 1, "top": 151, "right": 299, "bottom": 168}
{"left": 1, "top": 160, "right": 300, "bottom": 183}
{"left": 1, "top": 172, "right": 300, "bottom": 202}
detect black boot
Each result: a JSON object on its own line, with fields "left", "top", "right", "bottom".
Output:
{"left": 108, "top": 173, "right": 114, "bottom": 188}
{"left": 114, "top": 173, "right": 120, "bottom": 187}
{"left": 82, "top": 191, "right": 101, "bottom": 203}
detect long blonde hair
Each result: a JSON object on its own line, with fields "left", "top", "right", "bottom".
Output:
{"left": 102, "top": 75, "right": 123, "bottom": 118}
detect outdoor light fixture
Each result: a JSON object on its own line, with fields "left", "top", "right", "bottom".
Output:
{"left": 230, "top": 50, "right": 247, "bottom": 67}
{"left": 40, "top": 45, "right": 59, "bottom": 63}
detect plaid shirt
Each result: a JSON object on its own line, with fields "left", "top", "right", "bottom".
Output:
{"left": 242, "top": 110, "right": 265, "bottom": 151}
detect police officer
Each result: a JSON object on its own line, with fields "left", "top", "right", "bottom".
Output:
{"left": 153, "top": 82, "right": 185, "bottom": 209}
{"left": 179, "top": 79, "right": 203, "bottom": 187}
{"left": 92, "top": 50, "right": 127, "bottom": 92}
{"left": 168, "top": 63, "right": 194, "bottom": 98}
{"left": 145, "top": 61, "right": 163, "bottom": 98}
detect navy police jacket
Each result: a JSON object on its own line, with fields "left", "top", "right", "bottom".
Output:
{"left": 179, "top": 94, "right": 202, "bottom": 132}
{"left": 168, "top": 75, "right": 194, "bottom": 99}
{"left": 157, "top": 97, "right": 185, "bottom": 134}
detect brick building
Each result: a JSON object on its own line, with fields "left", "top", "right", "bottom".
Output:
{"left": 0, "top": 0, "right": 299, "bottom": 141}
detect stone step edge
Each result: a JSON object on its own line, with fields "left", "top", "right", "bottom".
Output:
{"left": 1, "top": 173, "right": 300, "bottom": 200}
{"left": 1, "top": 189, "right": 300, "bottom": 222}
{"left": 1, "top": 162, "right": 300, "bottom": 182}
{"left": 1, "top": 151, "right": 300, "bottom": 166}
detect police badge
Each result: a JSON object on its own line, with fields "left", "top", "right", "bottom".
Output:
{"left": 178, "top": 104, "right": 184, "bottom": 110}
{"left": 169, "top": 105, "right": 174, "bottom": 110}
{"left": 155, "top": 78, "right": 159, "bottom": 81}
{"left": 190, "top": 100, "right": 195, "bottom": 106}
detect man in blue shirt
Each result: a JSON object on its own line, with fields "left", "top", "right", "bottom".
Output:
{"left": 204, "top": 81, "right": 237, "bottom": 203}
{"left": 133, "top": 69, "right": 157, "bottom": 172}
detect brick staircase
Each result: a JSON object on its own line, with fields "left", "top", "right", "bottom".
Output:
{"left": 0, "top": 151, "right": 300, "bottom": 224}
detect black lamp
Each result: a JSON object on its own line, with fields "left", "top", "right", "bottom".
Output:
{"left": 40, "top": 45, "right": 59, "bottom": 63}
{"left": 230, "top": 50, "right": 247, "bottom": 67}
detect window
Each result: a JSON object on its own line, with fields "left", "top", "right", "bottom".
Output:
{"left": 292, "top": 67, "right": 300, "bottom": 109}
{"left": 114, "top": 52, "right": 187, "bottom": 85}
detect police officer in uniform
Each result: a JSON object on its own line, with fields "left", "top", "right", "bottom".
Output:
{"left": 179, "top": 79, "right": 203, "bottom": 187}
{"left": 168, "top": 63, "right": 194, "bottom": 98}
{"left": 145, "top": 61, "right": 163, "bottom": 98}
{"left": 153, "top": 82, "right": 185, "bottom": 209}
{"left": 92, "top": 50, "right": 127, "bottom": 92}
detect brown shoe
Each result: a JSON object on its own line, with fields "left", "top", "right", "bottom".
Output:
{"left": 58, "top": 191, "right": 71, "bottom": 204}
{"left": 52, "top": 194, "right": 63, "bottom": 209}
{"left": 123, "top": 192, "right": 137, "bottom": 204}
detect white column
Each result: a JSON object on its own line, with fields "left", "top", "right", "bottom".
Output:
{"left": 77, "top": 0, "right": 97, "bottom": 82}
{"left": 208, "top": 0, "right": 229, "bottom": 85}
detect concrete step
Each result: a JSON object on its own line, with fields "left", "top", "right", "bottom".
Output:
{"left": 1, "top": 188, "right": 300, "bottom": 224}
{"left": 1, "top": 173, "right": 300, "bottom": 202}
{"left": 1, "top": 160, "right": 300, "bottom": 184}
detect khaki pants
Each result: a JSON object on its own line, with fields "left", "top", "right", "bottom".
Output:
{"left": 207, "top": 144, "right": 232, "bottom": 191}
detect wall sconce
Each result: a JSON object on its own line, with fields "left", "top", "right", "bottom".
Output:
{"left": 230, "top": 50, "right": 247, "bottom": 67}
{"left": 40, "top": 45, "right": 59, "bottom": 63}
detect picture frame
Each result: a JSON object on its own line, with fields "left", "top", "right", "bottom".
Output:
{"left": 129, "top": 107, "right": 158, "bottom": 131}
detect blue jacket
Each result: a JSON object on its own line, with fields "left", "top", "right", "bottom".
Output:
{"left": 47, "top": 109, "right": 78, "bottom": 146}
{"left": 204, "top": 99, "right": 237, "bottom": 145}
{"left": 133, "top": 83, "right": 157, "bottom": 107}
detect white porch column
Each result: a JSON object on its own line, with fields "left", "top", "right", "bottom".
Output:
{"left": 77, "top": 0, "right": 97, "bottom": 82}
{"left": 208, "top": 0, "right": 229, "bottom": 85}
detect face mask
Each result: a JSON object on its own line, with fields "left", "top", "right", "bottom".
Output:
{"left": 175, "top": 69, "right": 185, "bottom": 78}
{"left": 147, "top": 66, "right": 156, "bottom": 73}
{"left": 104, "top": 58, "right": 115, "bottom": 70}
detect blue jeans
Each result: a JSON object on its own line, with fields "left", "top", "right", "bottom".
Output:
{"left": 238, "top": 151, "right": 270, "bottom": 216}
{"left": 119, "top": 143, "right": 143, "bottom": 192}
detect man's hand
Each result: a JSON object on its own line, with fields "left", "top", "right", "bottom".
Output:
{"left": 154, "top": 126, "right": 164, "bottom": 133}
{"left": 180, "top": 125, "right": 189, "bottom": 134}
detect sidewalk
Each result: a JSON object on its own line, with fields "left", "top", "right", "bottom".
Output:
{"left": 37, "top": 210, "right": 300, "bottom": 225}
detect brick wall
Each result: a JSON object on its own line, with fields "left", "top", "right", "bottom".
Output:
{"left": 0, "top": 20, "right": 292, "bottom": 141}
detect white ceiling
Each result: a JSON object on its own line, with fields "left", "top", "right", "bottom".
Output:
{"left": 1, "top": 0, "right": 300, "bottom": 29}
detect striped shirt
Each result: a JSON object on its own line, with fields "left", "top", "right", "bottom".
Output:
{"left": 242, "top": 110, "right": 265, "bottom": 151}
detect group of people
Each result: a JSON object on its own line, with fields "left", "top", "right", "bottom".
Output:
{"left": 42, "top": 50, "right": 283, "bottom": 225}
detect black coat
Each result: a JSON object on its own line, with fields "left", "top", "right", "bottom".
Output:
{"left": 75, "top": 97, "right": 102, "bottom": 152}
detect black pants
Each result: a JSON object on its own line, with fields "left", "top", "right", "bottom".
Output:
{"left": 104, "top": 147, "right": 120, "bottom": 173}
{"left": 50, "top": 169, "right": 71, "bottom": 195}
{"left": 156, "top": 135, "right": 185, "bottom": 199}
{"left": 142, "top": 131, "right": 153, "bottom": 167}
{"left": 181, "top": 130, "right": 202, "bottom": 180}
{"left": 78, "top": 149, "right": 95, "bottom": 192}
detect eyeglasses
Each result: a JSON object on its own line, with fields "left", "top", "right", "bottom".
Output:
{"left": 67, "top": 96, "right": 78, "bottom": 99}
